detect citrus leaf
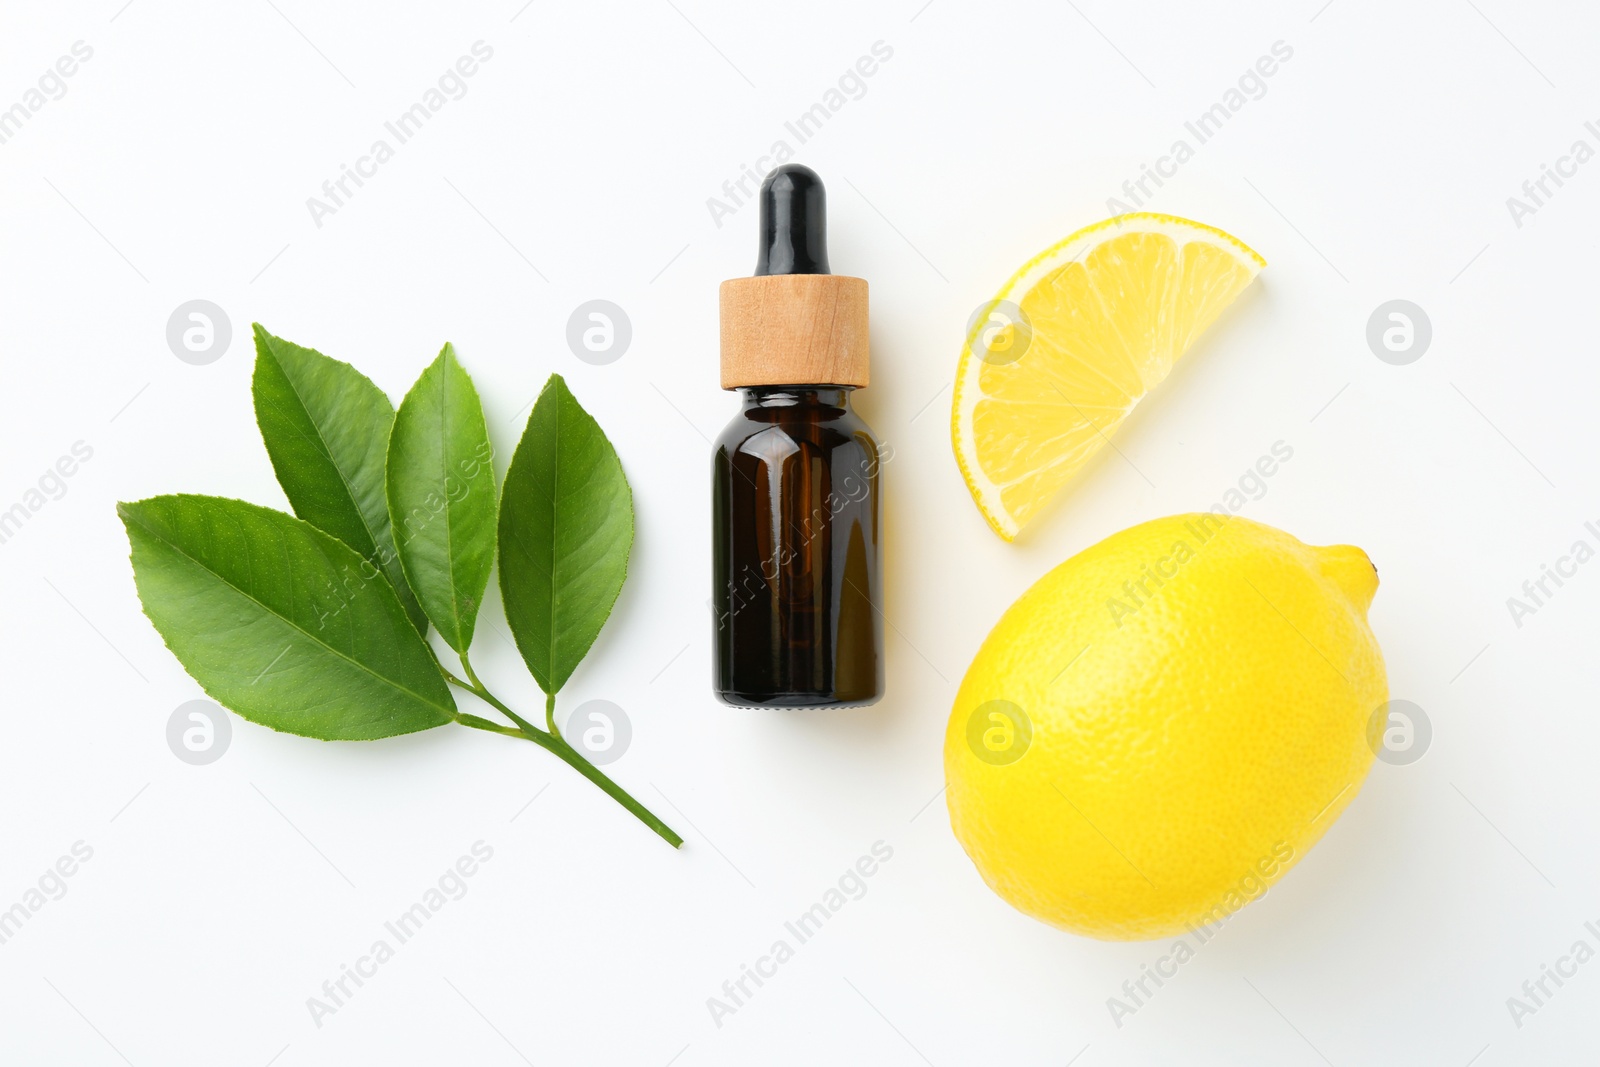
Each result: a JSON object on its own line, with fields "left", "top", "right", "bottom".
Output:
{"left": 119, "top": 494, "right": 457, "bottom": 740}
{"left": 386, "top": 344, "right": 498, "bottom": 653}
{"left": 251, "top": 324, "right": 426, "bottom": 632}
{"left": 498, "top": 375, "right": 633, "bottom": 694}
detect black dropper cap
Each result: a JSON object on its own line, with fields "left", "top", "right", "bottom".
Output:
{"left": 753, "top": 164, "right": 830, "bottom": 276}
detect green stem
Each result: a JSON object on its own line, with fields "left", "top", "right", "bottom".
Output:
{"left": 457, "top": 653, "right": 539, "bottom": 735}
{"left": 521, "top": 728, "right": 683, "bottom": 848}
{"left": 546, "top": 690, "right": 558, "bottom": 735}
{"left": 448, "top": 682, "right": 681, "bottom": 849}
{"left": 456, "top": 712, "right": 522, "bottom": 738}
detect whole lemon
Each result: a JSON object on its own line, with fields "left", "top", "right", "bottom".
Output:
{"left": 944, "top": 514, "right": 1387, "bottom": 940}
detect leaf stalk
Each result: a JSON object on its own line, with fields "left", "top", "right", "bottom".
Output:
{"left": 449, "top": 673, "right": 681, "bottom": 848}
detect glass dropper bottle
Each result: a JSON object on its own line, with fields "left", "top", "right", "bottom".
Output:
{"left": 711, "top": 164, "right": 885, "bottom": 708}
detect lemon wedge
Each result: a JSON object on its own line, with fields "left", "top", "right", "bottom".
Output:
{"left": 952, "top": 214, "right": 1264, "bottom": 540}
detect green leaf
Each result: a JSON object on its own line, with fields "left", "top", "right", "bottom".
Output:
{"left": 119, "top": 494, "right": 457, "bottom": 740}
{"left": 498, "top": 374, "right": 633, "bottom": 694}
{"left": 251, "top": 324, "right": 427, "bottom": 633}
{"left": 385, "top": 343, "right": 498, "bottom": 653}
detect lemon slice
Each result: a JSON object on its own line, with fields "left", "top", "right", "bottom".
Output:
{"left": 952, "top": 213, "right": 1264, "bottom": 540}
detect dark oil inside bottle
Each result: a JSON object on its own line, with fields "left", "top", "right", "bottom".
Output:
{"left": 713, "top": 386, "right": 883, "bottom": 707}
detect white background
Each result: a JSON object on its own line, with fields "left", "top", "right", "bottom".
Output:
{"left": 1, "top": 0, "right": 1596, "bottom": 1063}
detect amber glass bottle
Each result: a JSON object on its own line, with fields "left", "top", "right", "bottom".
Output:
{"left": 712, "top": 165, "right": 884, "bottom": 707}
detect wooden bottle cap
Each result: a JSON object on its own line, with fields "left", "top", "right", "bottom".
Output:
{"left": 719, "top": 273, "right": 869, "bottom": 389}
